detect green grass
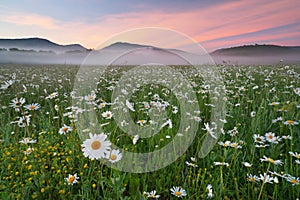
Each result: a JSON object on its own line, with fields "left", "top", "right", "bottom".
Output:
{"left": 0, "top": 64, "right": 299, "bottom": 199}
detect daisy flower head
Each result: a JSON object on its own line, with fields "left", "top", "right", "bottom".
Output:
{"left": 137, "top": 119, "right": 147, "bottom": 126}
{"left": 284, "top": 175, "right": 300, "bottom": 186}
{"left": 281, "top": 135, "right": 292, "bottom": 140}
{"left": 19, "top": 137, "right": 37, "bottom": 144}
{"left": 144, "top": 190, "right": 160, "bottom": 199}
{"left": 82, "top": 133, "right": 111, "bottom": 160}
{"left": 46, "top": 92, "right": 58, "bottom": 99}
{"left": 242, "top": 162, "right": 252, "bottom": 168}
{"left": 284, "top": 120, "right": 299, "bottom": 125}
{"left": 24, "top": 103, "right": 40, "bottom": 111}
{"left": 132, "top": 134, "right": 139, "bottom": 145}
{"left": 269, "top": 101, "right": 280, "bottom": 106}
{"left": 16, "top": 115, "right": 31, "bottom": 127}
{"left": 170, "top": 186, "right": 187, "bottom": 198}
{"left": 106, "top": 149, "right": 122, "bottom": 163}
{"left": 65, "top": 173, "right": 79, "bottom": 185}
{"left": 206, "top": 184, "right": 213, "bottom": 198}
{"left": 84, "top": 92, "right": 96, "bottom": 102}
{"left": 260, "top": 156, "right": 283, "bottom": 165}
{"left": 185, "top": 161, "right": 198, "bottom": 168}
{"left": 247, "top": 174, "right": 259, "bottom": 183}
{"left": 293, "top": 87, "right": 300, "bottom": 96}
{"left": 230, "top": 142, "right": 242, "bottom": 149}
{"left": 265, "top": 132, "right": 281, "bottom": 143}
{"left": 126, "top": 100, "right": 135, "bottom": 112}
{"left": 213, "top": 162, "right": 229, "bottom": 167}
{"left": 258, "top": 173, "right": 274, "bottom": 184}
{"left": 9, "top": 97, "right": 25, "bottom": 111}
{"left": 1, "top": 80, "right": 14, "bottom": 90}
{"left": 218, "top": 141, "right": 231, "bottom": 147}
{"left": 24, "top": 147, "right": 34, "bottom": 155}
{"left": 253, "top": 134, "right": 265, "bottom": 144}
{"left": 59, "top": 124, "right": 72, "bottom": 135}
{"left": 289, "top": 151, "right": 300, "bottom": 159}
{"left": 102, "top": 111, "right": 113, "bottom": 119}
{"left": 203, "top": 122, "right": 217, "bottom": 139}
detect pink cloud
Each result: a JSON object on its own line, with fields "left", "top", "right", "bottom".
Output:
{"left": 0, "top": 0, "right": 299, "bottom": 51}
{"left": 1, "top": 12, "right": 59, "bottom": 29}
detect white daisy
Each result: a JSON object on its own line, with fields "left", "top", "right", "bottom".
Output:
{"left": 46, "top": 92, "right": 58, "bottom": 99}
{"left": 82, "top": 133, "right": 111, "bottom": 160}
{"left": 284, "top": 120, "right": 299, "bottom": 125}
{"left": 59, "top": 124, "right": 72, "bottom": 135}
{"left": 284, "top": 175, "right": 300, "bottom": 186}
{"left": 289, "top": 151, "right": 300, "bottom": 159}
{"left": 170, "top": 186, "right": 187, "bottom": 198}
{"left": 144, "top": 190, "right": 160, "bottom": 199}
{"left": 65, "top": 173, "right": 79, "bottom": 185}
{"left": 247, "top": 174, "right": 259, "bottom": 182}
{"left": 19, "top": 137, "right": 37, "bottom": 144}
{"left": 24, "top": 147, "right": 34, "bottom": 155}
{"left": 133, "top": 135, "right": 139, "bottom": 145}
{"left": 9, "top": 97, "right": 25, "bottom": 111}
{"left": 24, "top": 103, "right": 40, "bottom": 111}
{"left": 260, "top": 156, "right": 283, "bottom": 165}
{"left": 242, "top": 162, "right": 252, "bottom": 168}
{"left": 126, "top": 100, "right": 135, "bottom": 112}
{"left": 206, "top": 184, "right": 213, "bottom": 198}
{"left": 102, "top": 111, "right": 113, "bottom": 119}
{"left": 106, "top": 149, "right": 122, "bottom": 163}
{"left": 258, "top": 173, "right": 274, "bottom": 184}
{"left": 84, "top": 92, "right": 96, "bottom": 102}
{"left": 213, "top": 162, "right": 229, "bottom": 167}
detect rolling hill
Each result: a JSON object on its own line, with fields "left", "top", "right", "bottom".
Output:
{"left": 0, "top": 38, "right": 88, "bottom": 53}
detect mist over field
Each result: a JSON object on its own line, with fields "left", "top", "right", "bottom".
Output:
{"left": 0, "top": 39, "right": 299, "bottom": 65}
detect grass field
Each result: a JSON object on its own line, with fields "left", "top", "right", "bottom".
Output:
{"left": 0, "top": 64, "right": 299, "bottom": 199}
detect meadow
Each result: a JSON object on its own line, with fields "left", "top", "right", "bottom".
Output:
{"left": 0, "top": 63, "right": 299, "bottom": 199}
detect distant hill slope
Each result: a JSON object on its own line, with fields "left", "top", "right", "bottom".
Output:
{"left": 0, "top": 38, "right": 87, "bottom": 53}
{"left": 211, "top": 44, "right": 300, "bottom": 56}
{"left": 101, "top": 42, "right": 151, "bottom": 51}
{"left": 210, "top": 44, "right": 300, "bottom": 65}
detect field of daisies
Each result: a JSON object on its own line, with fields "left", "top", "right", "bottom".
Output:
{"left": 0, "top": 64, "right": 299, "bottom": 199}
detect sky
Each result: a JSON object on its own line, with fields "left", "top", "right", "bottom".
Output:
{"left": 0, "top": 0, "right": 300, "bottom": 52}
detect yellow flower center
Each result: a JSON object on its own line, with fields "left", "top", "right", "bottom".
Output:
{"left": 175, "top": 191, "right": 181, "bottom": 196}
{"left": 287, "top": 120, "right": 294, "bottom": 124}
{"left": 249, "top": 177, "right": 255, "bottom": 182}
{"left": 291, "top": 179, "right": 298, "bottom": 184}
{"left": 62, "top": 127, "right": 68, "bottom": 132}
{"left": 268, "top": 135, "right": 273, "bottom": 139}
{"left": 68, "top": 176, "right": 75, "bottom": 183}
{"left": 29, "top": 105, "right": 35, "bottom": 110}
{"left": 267, "top": 158, "right": 275, "bottom": 163}
{"left": 295, "top": 155, "right": 300, "bottom": 159}
{"left": 110, "top": 154, "right": 117, "bottom": 160}
{"left": 231, "top": 143, "right": 237, "bottom": 147}
{"left": 91, "top": 141, "right": 101, "bottom": 150}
